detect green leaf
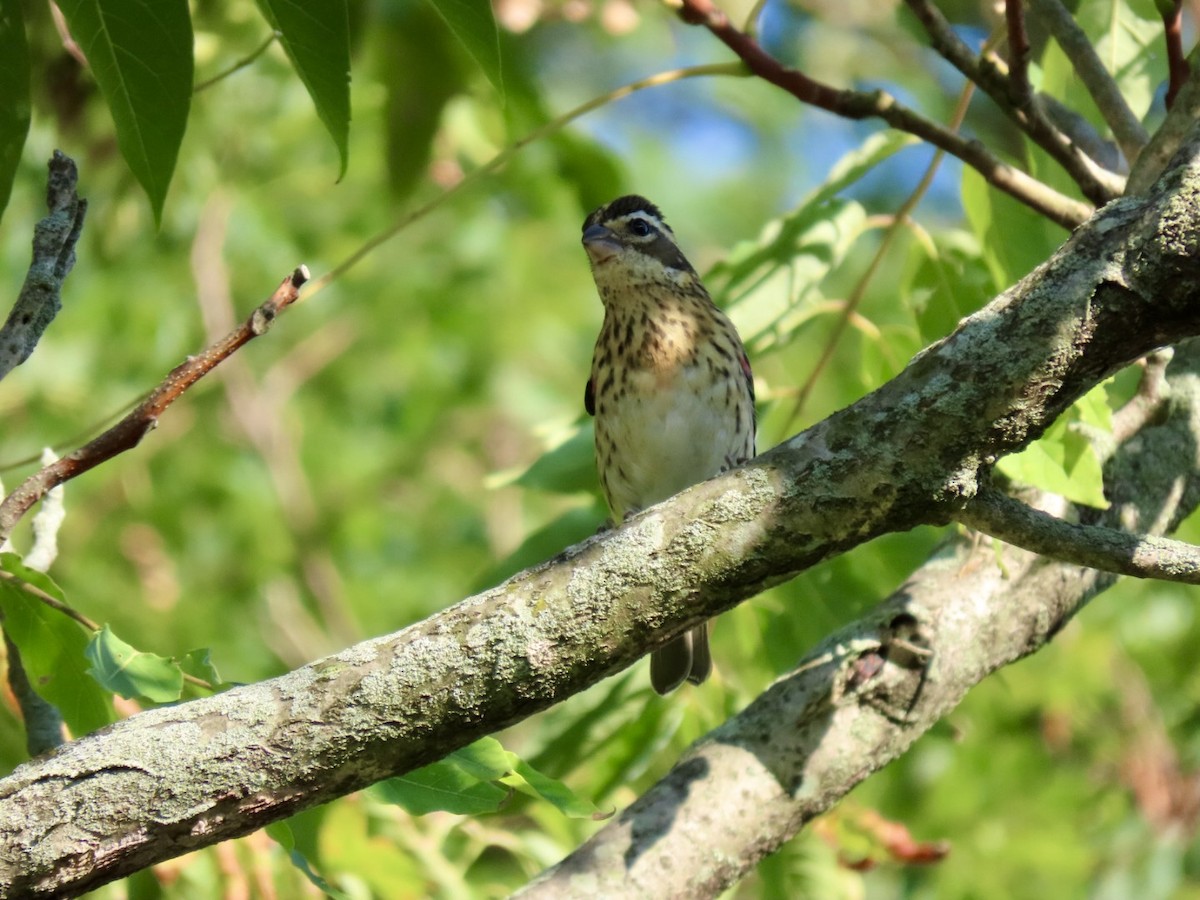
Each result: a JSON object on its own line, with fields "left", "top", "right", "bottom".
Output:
{"left": 178, "top": 647, "right": 223, "bottom": 686}
{"left": 505, "top": 755, "right": 607, "bottom": 819}
{"left": 514, "top": 422, "right": 597, "bottom": 495}
{"left": 0, "top": 554, "right": 112, "bottom": 737}
{"left": 373, "top": 737, "right": 602, "bottom": 819}
{"left": 472, "top": 504, "right": 606, "bottom": 591}
{"left": 374, "top": 759, "right": 511, "bottom": 816}
{"left": 961, "top": 166, "right": 1063, "bottom": 291}
{"left": 85, "top": 625, "right": 184, "bottom": 703}
{"left": 254, "top": 0, "right": 351, "bottom": 179}
{"left": 424, "top": 0, "right": 503, "bottom": 97}
{"left": 266, "top": 822, "right": 351, "bottom": 900}
{"left": 381, "top": 4, "right": 464, "bottom": 199}
{"left": 712, "top": 197, "right": 869, "bottom": 352}
{"left": 995, "top": 382, "right": 1113, "bottom": 509}
{"left": 446, "top": 735, "right": 513, "bottom": 780}
{"left": 0, "top": 0, "right": 30, "bottom": 223}
{"left": 904, "top": 229, "right": 992, "bottom": 343}
{"left": 55, "top": 0, "right": 192, "bottom": 224}
{"left": 809, "top": 130, "right": 918, "bottom": 208}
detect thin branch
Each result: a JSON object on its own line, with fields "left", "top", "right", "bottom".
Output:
{"left": 0, "top": 570, "right": 99, "bottom": 632}
{"left": 1112, "top": 349, "right": 1172, "bottom": 443}
{"left": 1004, "top": 0, "right": 1033, "bottom": 109}
{"left": 902, "top": 0, "right": 1125, "bottom": 202}
{"left": 0, "top": 267, "right": 309, "bottom": 544}
{"left": 194, "top": 31, "right": 280, "bottom": 93}
{"left": 1161, "top": 0, "right": 1190, "bottom": 109}
{"left": 957, "top": 486, "right": 1200, "bottom": 583}
{"left": 784, "top": 74, "right": 976, "bottom": 431}
{"left": 305, "top": 63, "right": 747, "bottom": 298}
{"left": 673, "top": 0, "right": 1093, "bottom": 229}
{"left": 1127, "top": 64, "right": 1200, "bottom": 195}
{"left": 0, "top": 152, "right": 86, "bottom": 382}
{"left": 1028, "top": 0, "right": 1149, "bottom": 168}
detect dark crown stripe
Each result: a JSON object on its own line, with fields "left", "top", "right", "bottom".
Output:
{"left": 584, "top": 194, "right": 671, "bottom": 233}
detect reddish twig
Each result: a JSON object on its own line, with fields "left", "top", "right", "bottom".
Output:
{"left": 1005, "top": 0, "right": 1032, "bottom": 107}
{"left": 0, "top": 266, "right": 309, "bottom": 543}
{"left": 1162, "top": 0, "right": 1189, "bottom": 109}
{"left": 674, "top": 0, "right": 1092, "bottom": 229}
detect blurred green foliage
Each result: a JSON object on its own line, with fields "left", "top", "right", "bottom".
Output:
{"left": 1, "top": 0, "right": 1198, "bottom": 896}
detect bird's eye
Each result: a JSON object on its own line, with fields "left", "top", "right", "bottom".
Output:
{"left": 626, "top": 218, "right": 653, "bottom": 237}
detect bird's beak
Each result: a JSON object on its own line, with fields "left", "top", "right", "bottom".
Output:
{"left": 582, "top": 224, "right": 621, "bottom": 264}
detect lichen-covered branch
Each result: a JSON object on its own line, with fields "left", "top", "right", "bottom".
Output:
{"left": 958, "top": 486, "right": 1200, "bottom": 583}
{"left": 0, "top": 152, "right": 86, "bottom": 382}
{"left": 1, "top": 125, "right": 1199, "bottom": 899}
{"left": 518, "top": 340, "right": 1200, "bottom": 898}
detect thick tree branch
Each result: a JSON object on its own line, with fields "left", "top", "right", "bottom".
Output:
{"left": 519, "top": 339, "right": 1200, "bottom": 897}
{"left": 1028, "top": 0, "right": 1149, "bottom": 168}
{"left": 2, "top": 125, "right": 1200, "bottom": 899}
{"left": 0, "top": 152, "right": 86, "bottom": 382}
{"left": 674, "top": 0, "right": 1093, "bottom": 229}
{"left": 0, "top": 266, "right": 309, "bottom": 543}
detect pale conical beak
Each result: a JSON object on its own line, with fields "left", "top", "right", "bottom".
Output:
{"left": 582, "top": 224, "right": 621, "bottom": 264}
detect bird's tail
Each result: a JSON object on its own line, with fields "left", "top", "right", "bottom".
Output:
{"left": 650, "top": 622, "right": 712, "bottom": 695}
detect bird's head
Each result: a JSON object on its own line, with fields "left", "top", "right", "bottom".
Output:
{"left": 581, "top": 196, "right": 696, "bottom": 287}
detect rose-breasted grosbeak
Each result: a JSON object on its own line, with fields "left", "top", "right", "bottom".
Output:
{"left": 581, "top": 195, "right": 756, "bottom": 695}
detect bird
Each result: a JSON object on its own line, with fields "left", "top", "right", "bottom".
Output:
{"left": 580, "top": 195, "right": 756, "bottom": 695}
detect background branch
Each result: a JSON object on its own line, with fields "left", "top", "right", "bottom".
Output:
{"left": 0, "top": 266, "right": 309, "bottom": 544}
{"left": 1127, "top": 65, "right": 1200, "bottom": 195}
{"left": 903, "top": 0, "right": 1126, "bottom": 201}
{"left": 0, "top": 152, "right": 86, "bottom": 382}
{"left": 1160, "top": 0, "right": 1189, "bottom": 108}
{"left": 1029, "top": 0, "right": 1149, "bottom": 167}
{"left": 674, "top": 0, "right": 1093, "bottom": 229}
{"left": 3, "top": 125, "right": 1200, "bottom": 898}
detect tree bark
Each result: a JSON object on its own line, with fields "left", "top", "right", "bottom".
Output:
{"left": 516, "top": 339, "right": 1200, "bottom": 898}
{"left": 3, "top": 127, "right": 1200, "bottom": 900}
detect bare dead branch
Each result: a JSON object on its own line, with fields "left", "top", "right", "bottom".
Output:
{"left": 0, "top": 152, "right": 86, "bottom": 382}
{"left": 674, "top": 0, "right": 1093, "bottom": 229}
{"left": 0, "top": 266, "right": 309, "bottom": 544}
